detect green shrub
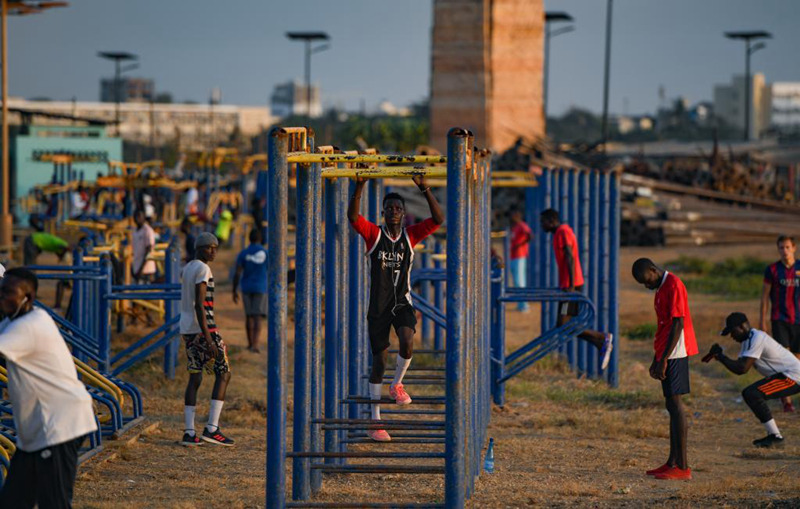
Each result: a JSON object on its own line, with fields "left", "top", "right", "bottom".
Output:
{"left": 665, "top": 256, "right": 712, "bottom": 275}
{"left": 624, "top": 323, "right": 657, "bottom": 341}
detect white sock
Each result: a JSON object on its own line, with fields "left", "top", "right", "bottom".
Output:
{"left": 764, "top": 418, "right": 782, "bottom": 438}
{"left": 184, "top": 405, "right": 196, "bottom": 436}
{"left": 206, "top": 399, "right": 224, "bottom": 432}
{"left": 392, "top": 355, "right": 412, "bottom": 388}
{"left": 369, "top": 383, "right": 382, "bottom": 420}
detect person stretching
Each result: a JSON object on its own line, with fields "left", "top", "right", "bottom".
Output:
{"left": 348, "top": 175, "right": 444, "bottom": 442}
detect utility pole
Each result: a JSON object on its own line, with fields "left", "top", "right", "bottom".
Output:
{"left": 724, "top": 31, "right": 771, "bottom": 141}
{"left": 286, "top": 32, "right": 330, "bottom": 118}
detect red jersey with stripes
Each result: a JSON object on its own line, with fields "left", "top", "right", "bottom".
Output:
{"left": 351, "top": 215, "right": 440, "bottom": 318}
{"left": 179, "top": 259, "right": 218, "bottom": 335}
{"left": 654, "top": 271, "right": 698, "bottom": 359}
{"left": 552, "top": 224, "right": 584, "bottom": 288}
{"left": 764, "top": 261, "right": 800, "bottom": 324}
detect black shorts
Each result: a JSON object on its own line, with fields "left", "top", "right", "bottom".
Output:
{"left": 771, "top": 320, "right": 800, "bottom": 353}
{"left": 368, "top": 305, "right": 417, "bottom": 355}
{"left": 661, "top": 357, "right": 690, "bottom": 398}
{"left": 0, "top": 435, "right": 85, "bottom": 508}
{"left": 559, "top": 285, "right": 585, "bottom": 317}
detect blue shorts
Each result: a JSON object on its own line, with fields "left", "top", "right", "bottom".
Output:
{"left": 661, "top": 357, "right": 690, "bottom": 398}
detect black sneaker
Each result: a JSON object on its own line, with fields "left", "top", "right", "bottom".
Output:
{"left": 202, "top": 427, "right": 235, "bottom": 446}
{"left": 180, "top": 432, "right": 202, "bottom": 446}
{"left": 753, "top": 434, "right": 784, "bottom": 448}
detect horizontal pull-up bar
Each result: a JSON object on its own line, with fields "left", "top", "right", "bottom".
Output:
{"left": 319, "top": 167, "right": 448, "bottom": 179}
{"left": 288, "top": 154, "right": 446, "bottom": 164}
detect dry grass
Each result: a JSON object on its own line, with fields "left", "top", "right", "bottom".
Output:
{"left": 70, "top": 243, "right": 800, "bottom": 508}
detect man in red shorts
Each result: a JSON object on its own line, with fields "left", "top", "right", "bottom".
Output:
{"left": 632, "top": 257, "right": 698, "bottom": 480}
{"left": 348, "top": 175, "right": 444, "bottom": 442}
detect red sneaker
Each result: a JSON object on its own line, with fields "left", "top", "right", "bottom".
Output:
{"left": 654, "top": 467, "right": 692, "bottom": 480}
{"left": 389, "top": 383, "right": 412, "bottom": 405}
{"left": 645, "top": 463, "right": 671, "bottom": 476}
{"left": 368, "top": 429, "right": 391, "bottom": 442}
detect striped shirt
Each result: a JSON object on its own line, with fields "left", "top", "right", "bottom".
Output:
{"left": 180, "top": 260, "right": 218, "bottom": 335}
{"left": 765, "top": 261, "right": 800, "bottom": 324}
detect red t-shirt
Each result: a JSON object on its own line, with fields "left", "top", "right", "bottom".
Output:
{"left": 510, "top": 222, "right": 532, "bottom": 260}
{"left": 654, "top": 272, "right": 698, "bottom": 360}
{"left": 552, "top": 224, "right": 584, "bottom": 288}
{"left": 350, "top": 215, "right": 440, "bottom": 251}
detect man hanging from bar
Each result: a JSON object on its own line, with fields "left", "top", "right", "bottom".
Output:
{"left": 348, "top": 174, "right": 444, "bottom": 442}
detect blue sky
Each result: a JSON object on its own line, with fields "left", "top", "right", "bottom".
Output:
{"left": 9, "top": 0, "right": 799, "bottom": 116}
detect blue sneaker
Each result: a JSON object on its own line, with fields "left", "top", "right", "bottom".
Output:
{"left": 600, "top": 334, "right": 613, "bottom": 370}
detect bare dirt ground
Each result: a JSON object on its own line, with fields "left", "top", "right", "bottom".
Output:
{"left": 71, "top": 242, "right": 800, "bottom": 508}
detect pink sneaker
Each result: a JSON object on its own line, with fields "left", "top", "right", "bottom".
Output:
{"left": 368, "top": 429, "right": 391, "bottom": 442}
{"left": 389, "top": 383, "right": 412, "bottom": 405}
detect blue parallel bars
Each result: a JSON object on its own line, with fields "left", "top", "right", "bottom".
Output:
{"left": 525, "top": 167, "right": 620, "bottom": 386}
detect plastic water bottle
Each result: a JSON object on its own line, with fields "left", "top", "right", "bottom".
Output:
{"left": 483, "top": 438, "right": 495, "bottom": 473}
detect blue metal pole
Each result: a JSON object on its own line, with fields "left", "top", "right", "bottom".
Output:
{"left": 445, "top": 128, "right": 468, "bottom": 509}
{"left": 566, "top": 169, "right": 578, "bottom": 369}
{"left": 421, "top": 250, "right": 432, "bottom": 347}
{"left": 323, "top": 177, "right": 339, "bottom": 461}
{"left": 266, "top": 128, "right": 289, "bottom": 509}
{"left": 578, "top": 170, "right": 590, "bottom": 376}
{"left": 588, "top": 170, "right": 600, "bottom": 377}
{"left": 99, "top": 255, "right": 112, "bottom": 373}
{"left": 608, "top": 171, "right": 620, "bottom": 387}
{"left": 348, "top": 180, "right": 364, "bottom": 428}
{"left": 163, "top": 241, "right": 179, "bottom": 379}
{"left": 599, "top": 172, "right": 611, "bottom": 378}
{"left": 433, "top": 238, "right": 444, "bottom": 351}
{"left": 292, "top": 157, "right": 314, "bottom": 500}
{"left": 336, "top": 177, "right": 349, "bottom": 458}
{"left": 525, "top": 184, "right": 537, "bottom": 288}
{"left": 310, "top": 159, "right": 323, "bottom": 493}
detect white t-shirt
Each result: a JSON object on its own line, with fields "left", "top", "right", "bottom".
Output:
{"left": 180, "top": 260, "right": 213, "bottom": 334}
{"left": 185, "top": 188, "right": 199, "bottom": 215}
{"left": 132, "top": 224, "right": 157, "bottom": 275}
{"left": 0, "top": 263, "right": 5, "bottom": 278}
{"left": 0, "top": 308, "right": 97, "bottom": 451}
{"left": 739, "top": 328, "right": 800, "bottom": 383}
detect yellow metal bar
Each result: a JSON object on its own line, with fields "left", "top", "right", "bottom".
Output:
{"left": 289, "top": 154, "right": 446, "bottom": 164}
{"left": 490, "top": 180, "right": 538, "bottom": 188}
{"left": 320, "top": 167, "right": 447, "bottom": 179}
{"left": 491, "top": 231, "right": 508, "bottom": 238}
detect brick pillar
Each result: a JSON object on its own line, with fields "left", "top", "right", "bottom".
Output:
{"left": 430, "top": 0, "right": 544, "bottom": 153}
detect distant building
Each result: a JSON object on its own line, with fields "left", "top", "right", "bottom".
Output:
{"left": 614, "top": 115, "right": 655, "bottom": 135}
{"left": 5, "top": 98, "right": 274, "bottom": 151}
{"left": 270, "top": 81, "right": 321, "bottom": 118}
{"left": 100, "top": 77, "right": 155, "bottom": 103}
{"left": 376, "top": 100, "right": 411, "bottom": 117}
{"left": 767, "top": 82, "right": 800, "bottom": 136}
{"left": 713, "top": 74, "right": 768, "bottom": 140}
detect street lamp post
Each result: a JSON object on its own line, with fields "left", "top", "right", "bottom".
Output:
{"left": 0, "top": 0, "right": 68, "bottom": 251}
{"left": 543, "top": 12, "right": 574, "bottom": 121}
{"left": 286, "top": 32, "right": 330, "bottom": 118}
{"left": 600, "top": 0, "right": 614, "bottom": 151}
{"left": 724, "top": 31, "right": 771, "bottom": 141}
{"left": 98, "top": 51, "right": 138, "bottom": 137}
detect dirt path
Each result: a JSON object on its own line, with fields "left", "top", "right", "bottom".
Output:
{"left": 73, "top": 243, "right": 800, "bottom": 508}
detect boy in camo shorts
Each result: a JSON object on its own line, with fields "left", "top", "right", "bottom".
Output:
{"left": 179, "top": 232, "right": 234, "bottom": 446}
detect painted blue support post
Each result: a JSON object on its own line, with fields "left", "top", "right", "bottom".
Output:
{"left": 566, "top": 169, "right": 578, "bottom": 369}
{"left": 433, "top": 238, "right": 444, "bottom": 351}
{"left": 421, "top": 249, "right": 432, "bottom": 347}
{"left": 310, "top": 158, "right": 323, "bottom": 494}
{"left": 266, "top": 128, "right": 289, "bottom": 509}
{"left": 525, "top": 184, "right": 538, "bottom": 289}
{"left": 292, "top": 156, "right": 314, "bottom": 501}
{"left": 587, "top": 170, "right": 600, "bottom": 376}
{"left": 163, "top": 241, "right": 179, "bottom": 379}
{"left": 599, "top": 172, "right": 611, "bottom": 378}
{"left": 333, "top": 176, "right": 350, "bottom": 459}
{"left": 347, "top": 180, "right": 364, "bottom": 431}
{"left": 445, "top": 128, "right": 468, "bottom": 509}
{"left": 543, "top": 168, "right": 555, "bottom": 335}
{"left": 98, "top": 255, "right": 112, "bottom": 373}
{"left": 608, "top": 171, "right": 620, "bottom": 387}
{"left": 323, "top": 177, "right": 340, "bottom": 461}
{"left": 577, "top": 170, "right": 590, "bottom": 376}
{"left": 71, "top": 248, "right": 86, "bottom": 363}
{"left": 491, "top": 254, "right": 505, "bottom": 404}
